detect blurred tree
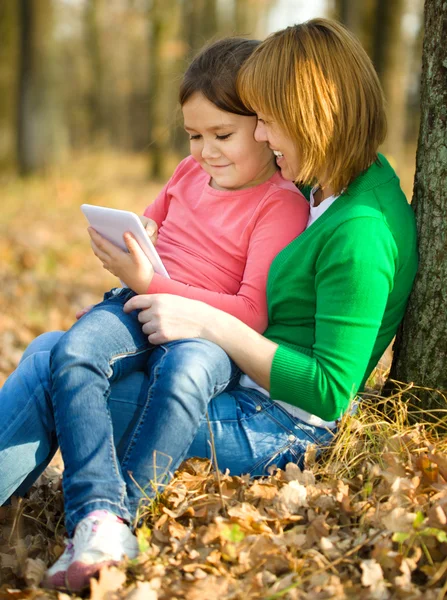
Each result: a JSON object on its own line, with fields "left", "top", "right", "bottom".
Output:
{"left": 332, "top": 0, "right": 377, "bottom": 54}
{"left": 371, "top": 0, "right": 408, "bottom": 163}
{"left": 184, "top": 0, "right": 218, "bottom": 53}
{"left": 0, "top": 0, "right": 19, "bottom": 173}
{"left": 84, "top": 0, "right": 107, "bottom": 144}
{"left": 17, "top": 0, "right": 67, "bottom": 174}
{"left": 147, "top": 0, "right": 184, "bottom": 179}
{"left": 334, "top": 0, "right": 423, "bottom": 165}
{"left": 334, "top": 0, "right": 363, "bottom": 34}
{"left": 389, "top": 0, "right": 447, "bottom": 407}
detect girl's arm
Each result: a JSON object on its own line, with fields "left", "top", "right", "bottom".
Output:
{"left": 87, "top": 162, "right": 176, "bottom": 290}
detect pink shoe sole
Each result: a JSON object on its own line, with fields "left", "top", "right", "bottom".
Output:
{"left": 43, "top": 570, "right": 67, "bottom": 589}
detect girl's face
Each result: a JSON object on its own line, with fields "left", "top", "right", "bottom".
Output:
{"left": 182, "top": 92, "right": 276, "bottom": 191}
{"left": 254, "top": 116, "right": 299, "bottom": 182}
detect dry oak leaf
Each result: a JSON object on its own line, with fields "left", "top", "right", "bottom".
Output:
{"left": 360, "top": 559, "right": 390, "bottom": 600}
{"left": 247, "top": 482, "right": 278, "bottom": 501}
{"left": 23, "top": 558, "right": 47, "bottom": 587}
{"left": 381, "top": 507, "right": 417, "bottom": 534}
{"left": 274, "top": 480, "right": 308, "bottom": 515}
{"left": 361, "top": 558, "right": 384, "bottom": 587}
{"left": 305, "top": 515, "right": 330, "bottom": 546}
{"left": 89, "top": 566, "right": 127, "bottom": 600}
{"left": 124, "top": 581, "right": 158, "bottom": 600}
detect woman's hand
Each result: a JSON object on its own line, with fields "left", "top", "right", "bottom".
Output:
{"left": 139, "top": 216, "right": 158, "bottom": 246}
{"left": 123, "top": 294, "right": 212, "bottom": 344}
{"left": 88, "top": 228, "right": 154, "bottom": 294}
{"left": 124, "top": 293, "right": 277, "bottom": 390}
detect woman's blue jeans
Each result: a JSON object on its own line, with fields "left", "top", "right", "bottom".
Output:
{"left": 0, "top": 332, "right": 335, "bottom": 535}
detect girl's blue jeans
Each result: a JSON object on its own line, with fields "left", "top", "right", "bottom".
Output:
{"left": 0, "top": 329, "right": 334, "bottom": 535}
{"left": 48, "top": 287, "right": 241, "bottom": 533}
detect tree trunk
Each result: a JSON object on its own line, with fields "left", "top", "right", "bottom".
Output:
{"left": 17, "top": 0, "right": 67, "bottom": 175}
{"left": 84, "top": 0, "right": 107, "bottom": 145}
{"left": 147, "top": 0, "right": 184, "bottom": 179}
{"left": 371, "top": 0, "right": 407, "bottom": 164}
{"left": 0, "top": 0, "right": 19, "bottom": 173}
{"left": 332, "top": 0, "right": 377, "bottom": 54}
{"left": 334, "top": 0, "right": 363, "bottom": 34}
{"left": 389, "top": 0, "right": 447, "bottom": 407}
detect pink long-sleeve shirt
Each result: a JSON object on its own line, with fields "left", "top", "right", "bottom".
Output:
{"left": 144, "top": 155, "right": 309, "bottom": 332}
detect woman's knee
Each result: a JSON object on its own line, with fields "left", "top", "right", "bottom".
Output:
{"left": 50, "top": 313, "right": 108, "bottom": 368}
{"left": 20, "top": 331, "right": 65, "bottom": 363}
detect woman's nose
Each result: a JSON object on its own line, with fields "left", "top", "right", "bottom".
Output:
{"left": 254, "top": 120, "right": 268, "bottom": 142}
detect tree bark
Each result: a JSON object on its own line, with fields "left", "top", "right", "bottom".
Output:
{"left": 0, "top": 0, "right": 19, "bottom": 173}
{"left": 389, "top": 0, "right": 447, "bottom": 407}
{"left": 84, "top": 0, "right": 107, "bottom": 144}
{"left": 371, "top": 0, "right": 407, "bottom": 163}
{"left": 17, "top": 0, "right": 67, "bottom": 175}
{"left": 147, "top": 0, "right": 184, "bottom": 179}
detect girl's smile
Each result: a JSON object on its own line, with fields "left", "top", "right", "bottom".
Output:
{"left": 182, "top": 92, "right": 277, "bottom": 191}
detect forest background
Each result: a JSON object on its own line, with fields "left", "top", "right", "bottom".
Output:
{"left": 3, "top": 1, "right": 447, "bottom": 599}
{"left": 0, "top": 0, "right": 424, "bottom": 381}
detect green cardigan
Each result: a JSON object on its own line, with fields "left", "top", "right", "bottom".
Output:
{"left": 265, "top": 155, "right": 418, "bottom": 421}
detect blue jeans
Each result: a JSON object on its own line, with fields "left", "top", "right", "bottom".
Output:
{"left": 0, "top": 332, "right": 335, "bottom": 534}
{"left": 49, "top": 288, "right": 240, "bottom": 533}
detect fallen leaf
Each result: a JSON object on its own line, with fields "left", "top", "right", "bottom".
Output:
{"left": 89, "top": 566, "right": 127, "bottom": 600}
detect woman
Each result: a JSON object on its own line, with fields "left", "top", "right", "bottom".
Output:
{"left": 0, "top": 18, "right": 417, "bottom": 592}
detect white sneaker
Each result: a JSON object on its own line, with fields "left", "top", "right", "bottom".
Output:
{"left": 43, "top": 540, "right": 74, "bottom": 588}
{"left": 65, "top": 511, "right": 138, "bottom": 592}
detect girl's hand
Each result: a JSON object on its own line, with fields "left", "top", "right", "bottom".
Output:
{"left": 75, "top": 304, "right": 95, "bottom": 320}
{"left": 123, "top": 294, "right": 212, "bottom": 344}
{"left": 139, "top": 216, "right": 158, "bottom": 246}
{"left": 88, "top": 228, "right": 154, "bottom": 294}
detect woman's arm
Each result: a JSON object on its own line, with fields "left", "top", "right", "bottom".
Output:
{"left": 125, "top": 217, "right": 400, "bottom": 422}
{"left": 123, "top": 293, "right": 278, "bottom": 389}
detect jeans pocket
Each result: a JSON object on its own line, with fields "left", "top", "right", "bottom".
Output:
{"left": 248, "top": 437, "right": 303, "bottom": 476}
{"left": 247, "top": 403, "right": 336, "bottom": 476}
{"left": 103, "top": 287, "right": 137, "bottom": 303}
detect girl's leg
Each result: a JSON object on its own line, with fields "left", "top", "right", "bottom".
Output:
{"left": 121, "top": 339, "right": 240, "bottom": 514}
{"left": 49, "top": 288, "right": 151, "bottom": 534}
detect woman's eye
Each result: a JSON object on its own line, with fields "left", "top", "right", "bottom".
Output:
{"left": 189, "top": 134, "right": 201, "bottom": 140}
{"left": 216, "top": 133, "right": 232, "bottom": 140}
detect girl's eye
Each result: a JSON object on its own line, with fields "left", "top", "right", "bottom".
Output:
{"left": 216, "top": 133, "right": 232, "bottom": 140}
{"left": 189, "top": 134, "right": 201, "bottom": 140}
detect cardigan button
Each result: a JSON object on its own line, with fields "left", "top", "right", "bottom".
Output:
{"left": 288, "top": 434, "right": 296, "bottom": 442}
{"left": 255, "top": 405, "right": 262, "bottom": 411}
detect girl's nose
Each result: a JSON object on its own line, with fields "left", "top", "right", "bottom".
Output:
{"left": 202, "top": 140, "right": 219, "bottom": 160}
{"left": 254, "top": 120, "right": 268, "bottom": 143}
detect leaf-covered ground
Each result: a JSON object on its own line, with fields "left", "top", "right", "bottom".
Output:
{"left": 1, "top": 155, "right": 447, "bottom": 599}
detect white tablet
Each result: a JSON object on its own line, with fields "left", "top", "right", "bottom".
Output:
{"left": 81, "top": 204, "right": 170, "bottom": 278}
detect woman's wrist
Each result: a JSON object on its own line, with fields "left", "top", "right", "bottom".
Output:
{"left": 200, "top": 305, "right": 236, "bottom": 348}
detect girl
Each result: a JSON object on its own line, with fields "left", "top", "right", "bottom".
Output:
{"left": 43, "top": 37, "right": 308, "bottom": 589}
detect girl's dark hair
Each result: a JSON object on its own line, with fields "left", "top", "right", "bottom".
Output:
{"left": 179, "top": 37, "right": 261, "bottom": 116}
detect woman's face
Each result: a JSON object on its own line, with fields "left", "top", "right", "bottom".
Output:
{"left": 254, "top": 116, "right": 299, "bottom": 182}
